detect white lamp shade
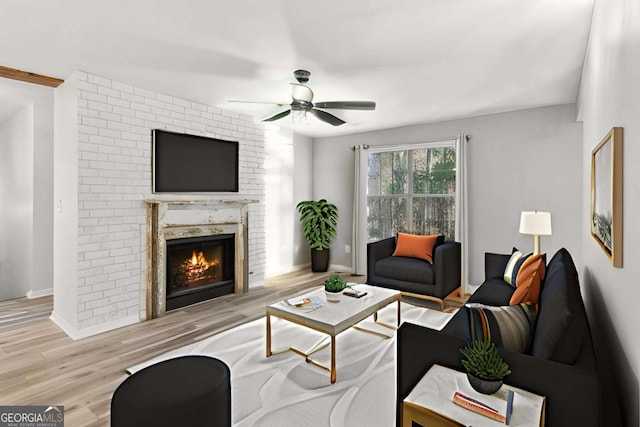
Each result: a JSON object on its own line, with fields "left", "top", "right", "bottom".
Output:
{"left": 519, "top": 211, "right": 552, "bottom": 236}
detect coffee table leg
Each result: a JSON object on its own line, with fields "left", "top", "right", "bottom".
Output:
{"left": 330, "top": 336, "right": 336, "bottom": 384}
{"left": 266, "top": 312, "right": 272, "bottom": 357}
{"left": 397, "top": 299, "right": 401, "bottom": 326}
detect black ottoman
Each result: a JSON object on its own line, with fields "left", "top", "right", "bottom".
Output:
{"left": 111, "top": 355, "right": 231, "bottom": 427}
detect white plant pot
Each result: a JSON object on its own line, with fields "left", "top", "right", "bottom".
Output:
{"left": 325, "top": 290, "right": 342, "bottom": 302}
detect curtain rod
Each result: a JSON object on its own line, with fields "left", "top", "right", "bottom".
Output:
{"left": 352, "top": 134, "right": 470, "bottom": 150}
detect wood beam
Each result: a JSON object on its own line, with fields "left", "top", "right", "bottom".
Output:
{"left": 0, "top": 65, "right": 64, "bottom": 88}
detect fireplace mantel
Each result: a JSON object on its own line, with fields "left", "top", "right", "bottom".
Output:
{"left": 144, "top": 196, "right": 258, "bottom": 205}
{"left": 144, "top": 197, "right": 258, "bottom": 319}
{"left": 144, "top": 198, "right": 258, "bottom": 226}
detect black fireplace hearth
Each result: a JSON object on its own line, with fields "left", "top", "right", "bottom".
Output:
{"left": 165, "top": 234, "right": 235, "bottom": 311}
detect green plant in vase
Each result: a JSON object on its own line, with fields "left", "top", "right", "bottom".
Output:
{"left": 296, "top": 199, "right": 339, "bottom": 272}
{"left": 460, "top": 339, "right": 511, "bottom": 394}
{"left": 323, "top": 274, "right": 347, "bottom": 302}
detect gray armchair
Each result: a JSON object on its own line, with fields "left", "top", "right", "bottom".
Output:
{"left": 366, "top": 236, "right": 461, "bottom": 309}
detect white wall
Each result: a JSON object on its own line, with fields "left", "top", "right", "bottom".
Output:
{"left": 52, "top": 72, "right": 79, "bottom": 332}
{"left": 578, "top": 0, "right": 640, "bottom": 424}
{"left": 264, "top": 129, "right": 313, "bottom": 276}
{"left": 312, "top": 104, "right": 583, "bottom": 285}
{"left": 0, "top": 79, "right": 54, "bottom": 300}
{"left": 293, "top": 133, "right": 313, "bottom": 267}
{"left": 264, "top": 126, "right": 295, "bottom": 276}
{"left": 0, "top": 106, "right": 34, "bottom": 300}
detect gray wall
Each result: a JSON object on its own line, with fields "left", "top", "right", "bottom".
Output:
{"left": 578, "top": 0, "right": 640, "bottom": 425}
{"left": 312, "top": 103, "right": 582, "bottom": 285}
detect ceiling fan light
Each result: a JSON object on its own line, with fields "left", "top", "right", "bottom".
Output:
{"left": 291, "top": 109, "right": 308, "bottom": 124}
{"left": 291, "top": 83, "right": 314, "bottom": 102}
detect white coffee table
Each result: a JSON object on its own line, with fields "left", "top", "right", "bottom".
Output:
{"left": 266, "top": 284, "right": 401, "bottom": 383}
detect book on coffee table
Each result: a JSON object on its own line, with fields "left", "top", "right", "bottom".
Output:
{"left": 284, "top": 295, "right": 324, "bottom": 312}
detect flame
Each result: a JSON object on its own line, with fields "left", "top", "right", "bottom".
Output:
{"left": 175, "top": 248, "right": 222, "bottom": 289}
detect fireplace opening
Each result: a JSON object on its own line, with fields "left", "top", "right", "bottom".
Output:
{"left": 165, "top": 234, "right": 235, "bottom": 311}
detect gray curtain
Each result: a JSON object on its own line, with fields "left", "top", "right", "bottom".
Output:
{"left": 352, "top": 145, "right": 368, "bottom": 275}
{"left": 455, "top": 134, "right": 469, "bottom": 295}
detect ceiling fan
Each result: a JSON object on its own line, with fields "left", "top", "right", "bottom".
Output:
{"left": 229, "top": 69, "right": 376, "bottom": 126}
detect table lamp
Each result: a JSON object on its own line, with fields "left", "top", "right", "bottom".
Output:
{"left": 519, "top": 211, "right": 552, "bottom": 254}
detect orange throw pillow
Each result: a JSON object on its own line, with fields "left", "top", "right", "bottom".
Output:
{"left": 509, "top": 253, "right": 546, "bottom": 306}
{"left": 392, "top": 233, "right": 438, "bottom": 263}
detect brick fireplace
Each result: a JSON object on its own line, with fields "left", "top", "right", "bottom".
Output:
{"left": 145, "top": 198, "right": 256, "bottom": 319}
{"left": 51, "top": 70, "right": 266, "bottom": 339}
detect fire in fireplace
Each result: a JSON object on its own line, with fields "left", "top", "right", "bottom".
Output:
{"left": 165, "top": 234, "right": 235, "bottom": 311}
{"left": 171, "top": 248, "right": 221, "bottom": 292}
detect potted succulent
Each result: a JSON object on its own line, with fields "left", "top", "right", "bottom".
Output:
{"left": 296, "top": 199, "right": 339, "bottom": 272}
{"left": 323, "top": 274, "right": 347, "bottom": 302}
{"left": 460, "top": 339, "right": 511, "bottom": 394}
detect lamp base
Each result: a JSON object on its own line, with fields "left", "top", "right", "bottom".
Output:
{"left": 533, "top": 235, "right": 541, "bottom": 255}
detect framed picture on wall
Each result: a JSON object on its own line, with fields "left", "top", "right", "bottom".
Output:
{"left": 590, "top": 127, "right": 623, "bottom": 267}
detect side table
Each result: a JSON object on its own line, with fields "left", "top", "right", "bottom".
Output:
{"left": 402, "top": 364, "right": 546, "bottom": 427}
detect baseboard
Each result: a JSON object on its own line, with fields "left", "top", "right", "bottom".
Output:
{"left": 265, "top": 264, "right": 358, "bottom": 279}
{"left": 329, "top": 264, "right": 352, "bottom": 274}
{"left": 264, "top": 264, "right": 310, "bottom": 279}
{"left": 26, "top": 288, "right": 53, "bottom": 299}
{"left": 50, "top": 311, "right": 140, "bottom": 340}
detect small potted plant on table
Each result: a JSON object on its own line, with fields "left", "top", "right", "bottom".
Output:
{"left": 323, "top": 274, "right": 347, "bottom": 302}
{"left": 460, "top": 339, "right": 511, "bottom": 394}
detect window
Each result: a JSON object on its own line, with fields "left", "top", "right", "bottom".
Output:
{"left": 367, "top": 142, "right": 456, "bottom": 241}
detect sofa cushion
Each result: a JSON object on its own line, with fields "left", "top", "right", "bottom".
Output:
{"left": 467, "top": 303, "right": 537, "bottom": 353}
{"left": 510, "top": 253, "right": 546, "bottom": 306}
{"left": 484, "top": 252, "right": 512, "bottom": 281}
{"left": 375, "top": 256, "right": 435, "bottom": 284}
{"left": 392, "top": 232, "right": 439, "bottom": 263}
{"left": 531, "top": 249, "right": 579, "bottom": 363}
{"left": 433, "top": 234, "right": 446, "bottom": 250}
{"left": 467, "top": 278, "right": 514, "bottom": 306}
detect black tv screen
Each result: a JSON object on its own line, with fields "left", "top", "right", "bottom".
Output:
{"left": 153, "top": 130, "right": 239, "bottom": 193}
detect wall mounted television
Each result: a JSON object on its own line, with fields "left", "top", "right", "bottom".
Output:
{"left": 152, "top": 129, "right": 239, "bottom": 193}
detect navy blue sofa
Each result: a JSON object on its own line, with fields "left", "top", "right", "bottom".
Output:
{"left": 396, "top": 248, "right": 599, "bottom": 427}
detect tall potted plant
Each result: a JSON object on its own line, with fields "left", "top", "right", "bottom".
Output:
{"left": 296, "top": 199, "right": 339, "bottom": 272}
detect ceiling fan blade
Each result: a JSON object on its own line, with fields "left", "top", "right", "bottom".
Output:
{"left": 309, "top": 109, "right": 346, "bottom": 126}
{"left": 229, "top": 100, "right": 287, "bottom": 106}
{"left": 262, "top": 109, "right": 291, "bottom": 122}
{"left": 313, "top": 101, "right": 376, "bottom": 110}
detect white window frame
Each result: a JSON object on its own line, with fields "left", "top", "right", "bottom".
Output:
{"left": 366, "top": 139, "right": 457, "bottom": 241}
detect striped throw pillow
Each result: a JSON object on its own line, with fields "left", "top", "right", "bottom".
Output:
{"left": 466, "top": 303, "right": 537, "bottom": 353}
{"left": 503, "top": 251, "right": 530, "bottom": 286}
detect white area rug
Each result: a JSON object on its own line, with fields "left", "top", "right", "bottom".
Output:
{"left": 128, "top": 302, "right": 456, "bottom": 427}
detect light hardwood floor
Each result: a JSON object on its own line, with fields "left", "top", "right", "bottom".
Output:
{"left": 0, "top": 270, "right": 362, "bottom": 426}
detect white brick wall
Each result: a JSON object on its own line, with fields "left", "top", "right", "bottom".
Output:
{"left": 75, "top": 71, "right": 266, "bottom": 330}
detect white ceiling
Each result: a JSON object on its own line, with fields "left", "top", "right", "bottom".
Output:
{"left": 0, "top": 0, "right": 594, "bottom": 137}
